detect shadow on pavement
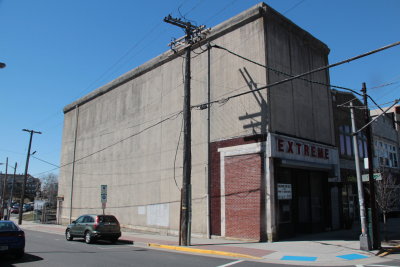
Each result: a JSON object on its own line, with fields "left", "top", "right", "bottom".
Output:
{"left": 1, "top": 253, "right": 43, "bottom": 266}
{"left": 69, "top": 238, "right": 134, "bottom": 246}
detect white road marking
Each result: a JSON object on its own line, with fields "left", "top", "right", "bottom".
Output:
{"left": 216, "top": 260, "right": 244, "bottom": 267}
{"left": 356, "top": 265, "right": 400, "bottom": 267}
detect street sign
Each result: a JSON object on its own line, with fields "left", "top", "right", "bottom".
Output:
{"left": 100, "top": 185, "right": 107, "bottom": 203}
{"left": 362, "top": 173, "right": 382, "bottom": 182}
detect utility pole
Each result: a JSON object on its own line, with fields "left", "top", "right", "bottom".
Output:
{"left": 18, "top": 129, "right": 42, "bottom": 225}
{"left": 163, "top": 15, "right": 205, "bottom": 246}
{"left": 361, "top": 83, "right": 381, "bottom": 249}
{"left": 350, "top": 101, "right": 371, "bottom": 250}
{"left": 1, "top": 157, "right": 8, "bottom": 219}
{"left": 9, "top": 162, "right": 17, "bottom": 210}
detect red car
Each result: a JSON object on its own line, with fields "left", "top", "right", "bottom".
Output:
{"left": 10, "top": 206, "right": 19, "bottom": 214}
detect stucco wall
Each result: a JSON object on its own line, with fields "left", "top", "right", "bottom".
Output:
{"left": 265, "top": 8, "right": 333, "bottom": 145}
{"left": 59, "top": 4, "right": 267, "bottom": 236}
{"left": 58, "top": 2, "right": 334, "bottom": 237}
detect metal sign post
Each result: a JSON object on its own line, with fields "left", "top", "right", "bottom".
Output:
{"left": 101, "top": 185, "right": 107, "bottom": 215}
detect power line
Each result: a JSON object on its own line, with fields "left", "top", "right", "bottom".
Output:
{"left": 33, "top": 110, "right": 183, "bottom": 177}
{"left": 211, "top": 43, "right": 362, "bottom": 96}
{"left": 192, "top": 41, "right": 400, "bottom": 109}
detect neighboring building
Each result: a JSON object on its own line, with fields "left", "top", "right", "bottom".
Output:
{"left": 370, "top": 106, "right": 400, "bottom": 171}
{"left": 58, "top": 3, "right": 339, "bottom": 241}
{"left": 370, "top": 105, "right": 400, "bottom": 212}
{"left": 0, "top": 173, "right": 41, "bottom": 202}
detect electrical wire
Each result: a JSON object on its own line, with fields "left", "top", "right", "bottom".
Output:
{"left": 33, "top": 110, "right": 183, "bottom": 176}
{"left": 192, "top": 41, "right": 400, "bottom": 110}
{"left": 211, "top": 43, "right": 362, "bottom": 96}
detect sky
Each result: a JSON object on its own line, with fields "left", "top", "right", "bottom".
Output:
{"left": 0, "top": 0, "right": 399, "bottom": 178}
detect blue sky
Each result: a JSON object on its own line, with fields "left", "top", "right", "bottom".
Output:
{"left": 0, "top": 0, "right": 399, "bottom": 177}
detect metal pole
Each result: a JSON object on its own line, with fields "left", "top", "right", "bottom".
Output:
{"left": 69, "top": 105, "right": 79, "bottom": 223}
{"left": 361, "top": 83, "right": 381, "bottom": 249}
{"left": 350, "top": 101, "right": 371, "bottom": 250}
{"left": 206, "top": 43, "right": 212, "bottom": 239}
{"left": 1, "top": 157, "right": 8, "bottom": 219}
{"left": 19, "top": 129, "right": 41, "bottom": 224}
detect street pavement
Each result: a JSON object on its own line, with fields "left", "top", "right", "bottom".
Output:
{"left": 7, "top": 216, "right": 400, "bottom": 267}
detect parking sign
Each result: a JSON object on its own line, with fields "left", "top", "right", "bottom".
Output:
{"left": 101, "top": 185, "right": 107, "bottom": 203}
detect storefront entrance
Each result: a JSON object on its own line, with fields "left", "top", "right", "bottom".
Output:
{"left": 277, "top": 167, "right": 330, "bottom": 239}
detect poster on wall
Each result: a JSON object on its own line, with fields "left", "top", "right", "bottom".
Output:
{"left": 277, "top": 183, "right": 292, "bottom": 200}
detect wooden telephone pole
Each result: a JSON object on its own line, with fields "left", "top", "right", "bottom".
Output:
{"left": 163, "top": 15, "right": 205, "bottom": 246}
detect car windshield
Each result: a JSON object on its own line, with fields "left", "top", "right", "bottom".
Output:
{"left": 98, "top": 216, "right": 118, "bottom": 223}
{"left": 0, "top": 222, "right": 18, "bottom": 231}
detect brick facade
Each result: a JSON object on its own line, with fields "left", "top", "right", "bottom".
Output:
{"left": 225, "top": 153, "right": 262, "bottom": 240}
{"left": 210, "top": 135, "right": 265, "bottom": 236}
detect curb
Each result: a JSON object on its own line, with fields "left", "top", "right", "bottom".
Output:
{"left": 148, "top": 243, "right": 262, "bottom": 260}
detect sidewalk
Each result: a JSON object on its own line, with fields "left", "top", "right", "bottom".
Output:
{"left": 12, "top": 217, "right": 400, "bottom": 266}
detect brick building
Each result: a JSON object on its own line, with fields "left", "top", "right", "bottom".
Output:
{"left": 58, "top": 3, "right": 340, "bottom": 241}
{"left": 0, "top": 174, "right": 40, "bottom": 202}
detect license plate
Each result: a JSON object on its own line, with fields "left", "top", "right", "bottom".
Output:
{"left": 0, "top": 245, "right": 8, "bottom": 251}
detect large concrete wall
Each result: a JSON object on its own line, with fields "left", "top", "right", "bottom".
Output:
{"left": 265, "top": 7, "right": 334, "bottom": 145}
{"left": 58, "top": 2, "right": 333, "bottom": 236}
{"left": 59, "top": 3, "right": 268, "bottom": 236}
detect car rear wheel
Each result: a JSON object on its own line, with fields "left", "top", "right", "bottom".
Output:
{"left": 84, "top": 231, "right": 93, "bottom": 244}
{"left": 66, "top": 229, "right": 73, "bottom": 241}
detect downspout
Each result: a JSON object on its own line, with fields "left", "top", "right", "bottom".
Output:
{"left": 207, "top": 42, "right": 212, "bottom": 239}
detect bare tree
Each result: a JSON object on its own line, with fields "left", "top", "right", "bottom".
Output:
{"left": 40, "top": 173, "right": 58, "bottom": 207}
{"left": 367, "top": 169, "right": 400, "bottom": 241}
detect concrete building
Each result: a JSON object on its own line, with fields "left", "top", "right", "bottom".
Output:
{"left": 371, "top": 106, "right": 400, "bottom": 171}
{"left": 58, "top": 2, "right": 339, "bottom": 241}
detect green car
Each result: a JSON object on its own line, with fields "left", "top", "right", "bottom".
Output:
{"left": 65, "top": 214, "right": 121, "bottom": 244}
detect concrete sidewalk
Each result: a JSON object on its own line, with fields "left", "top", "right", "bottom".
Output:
{"left": 12, "top": 217, "right": 400, "bottom": 266}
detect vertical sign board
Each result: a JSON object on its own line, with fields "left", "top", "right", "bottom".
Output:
{"left": 101, "top": 185, "right": 107, "bottom": 214}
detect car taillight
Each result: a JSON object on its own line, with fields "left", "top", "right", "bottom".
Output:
{"left": 94, "top": 216, "right": 99, "bottom": 230}
{"left": 17, "top": 231, "right": 24, "bottom": 237}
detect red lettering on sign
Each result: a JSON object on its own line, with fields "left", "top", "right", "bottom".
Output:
{"left": 287, "top": 141, "right": 294, "bottom": 153}
{"left": 278, "top": 139, "right": 284, "bottom": 152}
{"left": 318, "top": 148, "right": 324, "bottom": 158}
{"left": 296, "top": 143, "right": 302, "bottom": 154}
{"left": 311, "top": 146, "right": 316, "bottom": 157}
{"left": 304, "top": 145, "right": 309, "bottom": 156}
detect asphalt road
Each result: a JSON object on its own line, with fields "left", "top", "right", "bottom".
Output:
{"left": 1, "top": 229, "right": 399, "bottom": 267}
{"left": 0, "top": 230, "right": 280, "bottom": 267}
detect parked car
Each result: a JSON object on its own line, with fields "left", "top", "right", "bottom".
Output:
{"left": 65, "top": 214, "right": 121, "bottom": 244}
{"left": 10, "top": 205, "right": 20, "bottom": 214}
{"left": 23, "top": 204, "right": 33, "bottom": 212}
{"left": 0, "top": 220, "right": 25, "bottom": 259}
